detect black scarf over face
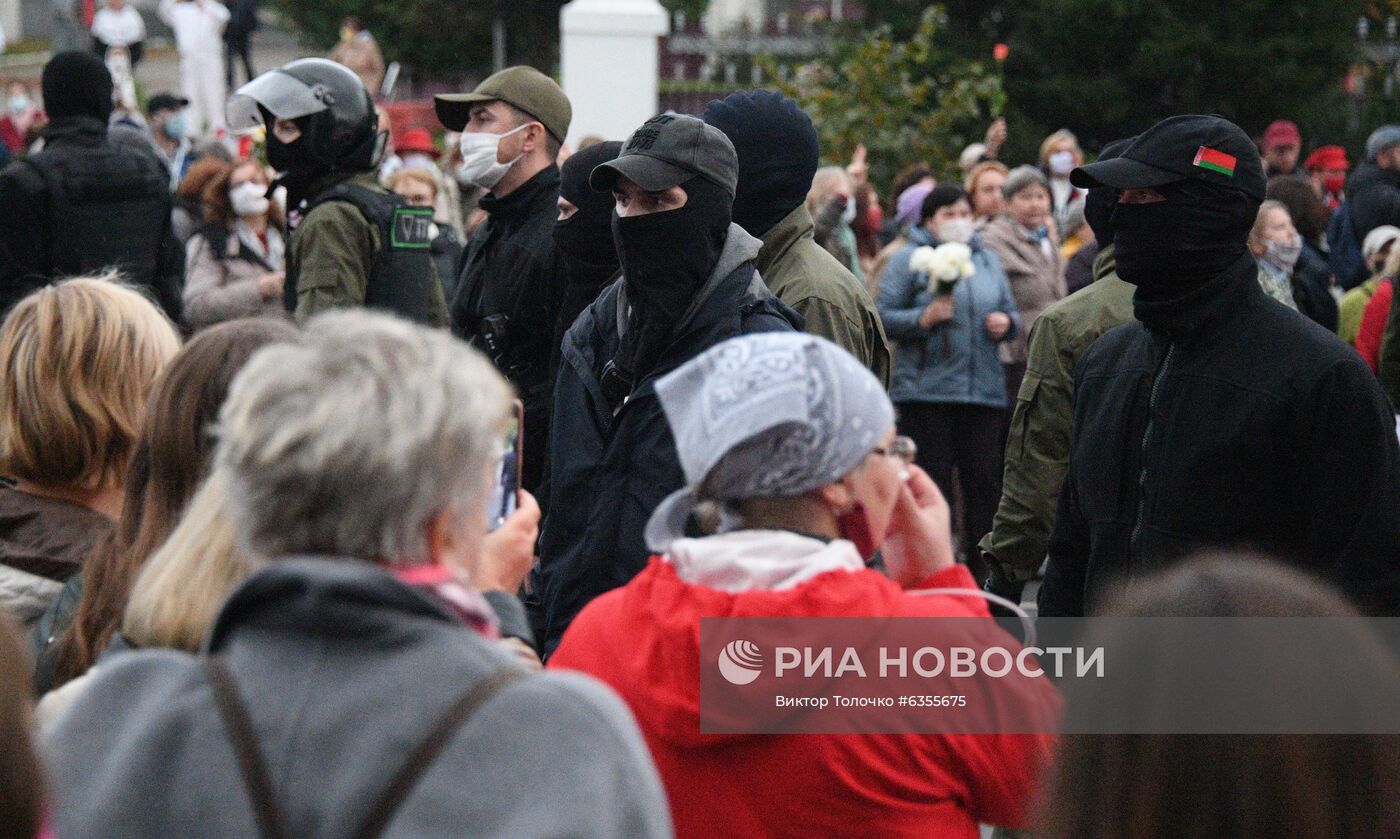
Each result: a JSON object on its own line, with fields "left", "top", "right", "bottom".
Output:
{"left": 555, "top": 141, "right": 624, "bottom": 290}
{"left": 612, "top": 176, "right": 732, "bottom": 376}
{"left": 1110, "top": 179, "right": 1258, "bottom": 302}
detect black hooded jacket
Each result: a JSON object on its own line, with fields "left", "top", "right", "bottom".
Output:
{"left": 1041, "top": 253, "right": 1400, "bottom": 617}
{"left": 0, "top": 117, "right": 184, "bottom": 318}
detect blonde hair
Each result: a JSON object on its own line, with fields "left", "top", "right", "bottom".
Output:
{"left": 1038, "top": 128, "right": 1081, "bottom": 165}
{"left": 963, "top": 160, "right": 1009, "bottom": 194}
{"left": 386, "top": 167, "right": 440, "bottom": 202}
{"left": 0, "top": 276, "right": 180, "bottom": 491}
{"left": 1250, "top": 200, "right": 1290, "bottom": 248}
{"left": 123, "top": 470, "right": 261, "bottom": 651}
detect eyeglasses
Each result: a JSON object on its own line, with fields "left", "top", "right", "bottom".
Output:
{"left": 872, "top": 435, "right": 917, "bottom": 465}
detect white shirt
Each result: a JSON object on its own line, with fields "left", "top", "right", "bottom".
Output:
{"left": 91, "top": 6, "right": 146, "bottom": 47}
{"left": 157, "top": 0, "right": 229, "bottom": 54}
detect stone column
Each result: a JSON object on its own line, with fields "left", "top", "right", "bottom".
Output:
{"left": 560, "top": 0, "right": 669, "bottom": 145}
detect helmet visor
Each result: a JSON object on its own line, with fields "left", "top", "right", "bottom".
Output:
{"left": 225, "top": 70, "right": 330, "bottom": 135}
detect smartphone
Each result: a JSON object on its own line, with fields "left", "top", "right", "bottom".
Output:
{"left": 487, "top": 400, "right": 524, "bottom": 531}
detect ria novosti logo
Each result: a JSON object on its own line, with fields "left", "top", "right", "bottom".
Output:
{"left": 717, "top": 639, "right": 764, "bottom": 685}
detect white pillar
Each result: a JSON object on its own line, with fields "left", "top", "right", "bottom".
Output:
{"left": 0, "top": 0, "right": 21, "bottom": 44}
{"left": 560, "top": 0, "right": 669, "bottom": 146}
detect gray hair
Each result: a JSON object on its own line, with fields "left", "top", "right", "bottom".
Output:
{"left": 1002, "top": 164, "right": 1049, "bottom": 200}
{"left": 214, "top": 310, "right": 512, "bottom": 565}
{"left": 1367, "top": 125, "right": 1400, "bottom": 163}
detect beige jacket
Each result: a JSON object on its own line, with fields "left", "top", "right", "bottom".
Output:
{"left": 183, "top": 227, "right": 289, "bottom": 331}
{"left": 979, "top": 215, "right": 1066, "bottom": 365}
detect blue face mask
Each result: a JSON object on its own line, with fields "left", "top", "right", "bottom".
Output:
{"left": 162, "top": 114, "right": 187, "bottom": 140}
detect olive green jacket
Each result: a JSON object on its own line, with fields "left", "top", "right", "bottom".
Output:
{"left": 758, "top": 204, "right": 891, "bottom": 386}
{"left": 288, "top": 172, "right": 448, "bottom": 327}
{"left": 979, "top": 246, "right": 1135, "bottom": 582}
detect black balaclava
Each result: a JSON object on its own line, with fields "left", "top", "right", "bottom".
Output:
{"left": 1110, "top": 177, "right": 1257, "bottom": 301}
{"left": 262, "top": 107, "right": 321, "bottom": 215}
{"left": 613, "top": 176, "right": 731, "bottom": 374}
{"left": 1084, "top": 137, "right": 1135, "bottom": 247}
{"left": 701, "top": 90, "right": 818, "bottom": 237}
{"left": 555, "top": 141, "right": 624, "bottom": 285}
{"left": 41, "top": 51, "right": 113, "bottom": 123}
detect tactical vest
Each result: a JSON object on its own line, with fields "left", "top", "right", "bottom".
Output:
{"left": 23, "top": 143, "right": 172, "bottom": 295}
{"left": 287, "top": 182, "right": 438, "bottom": 325}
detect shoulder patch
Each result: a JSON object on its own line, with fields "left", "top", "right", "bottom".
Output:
{"left": 390, "top": 206, "right": 434, "bottom": 249}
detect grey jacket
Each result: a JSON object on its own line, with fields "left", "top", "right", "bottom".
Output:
{"left": 44, "top": 558, "right": 674, "bottom": 839}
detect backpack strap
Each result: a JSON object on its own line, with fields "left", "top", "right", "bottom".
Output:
{"left": 348, "top": 666, "right": 526, "bottom": 839}
{"left": 205, "top": 655, "right": 526, "bottom": 839}
{"left": 204, "top": 657, "right": 291, "bottom": 839}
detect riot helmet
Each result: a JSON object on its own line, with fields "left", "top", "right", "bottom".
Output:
{"left": 227, "top": 58, "right": 384, "bottom": 175}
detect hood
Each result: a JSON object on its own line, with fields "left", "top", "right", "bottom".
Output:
{"left": 570, "top": 532, "right": 921, "bottom": 748}
{"left": 1346, "top": 161, "right": 1400, "bottom": 200}
{"left": 701, "top": 90, "right": 819, "bottom": 237}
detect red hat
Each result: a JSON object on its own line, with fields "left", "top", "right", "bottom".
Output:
{"left": 1304, "top": 144, "right": 1349, "bottom": 172}
{"left": 1263, "top": 120, "right": 1301, "bottom": 149}
{"left": 396, "top": 128, "right": 440, "bottom": 158}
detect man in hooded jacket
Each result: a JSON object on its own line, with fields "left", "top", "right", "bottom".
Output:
{"left": 0, "top": 52, "right": 183, "bottom": 319}
{"left": 529, "top": 114, "right": 800, "bottom": 654}
{"left": 1040, "top": 115, "right": 1400, "bottom": 618}
{"left": 702, "top": 90, "right": 890, "bottom": 385}
{"left": 553, "top": 140, "right": 623, "bottom": 351}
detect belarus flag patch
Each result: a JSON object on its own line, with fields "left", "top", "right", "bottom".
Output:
{"left": 1193, "top": 146, "right": 1237, "bottom": 177}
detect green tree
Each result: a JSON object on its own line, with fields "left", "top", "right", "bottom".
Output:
{"left": 766, "top": 7, "right": 1006, "bottom": 188}
{"left": 271, "top": 0, "right": 567, "bottom": 83}
{"left": 1003, "top": 0, "right": 1366, "bottom": 154}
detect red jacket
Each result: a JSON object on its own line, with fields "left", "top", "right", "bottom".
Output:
{"left": 1357, "top": 278, "right": 1392, "bottom": 372}
{"left": 551, "top": 552, "right": 1059, "bottom": 839}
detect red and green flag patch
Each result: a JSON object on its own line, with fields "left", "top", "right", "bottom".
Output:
{"left": 1193, "top": 146, "right": 1237, "bottom": 177}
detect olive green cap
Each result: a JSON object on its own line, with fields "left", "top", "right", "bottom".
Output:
{"left": 435, "top": 66, "right": 572, "bottom": 144}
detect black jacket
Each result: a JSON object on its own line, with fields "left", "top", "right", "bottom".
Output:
{"left": 529, "top": 225, "right": 801, "bottom": 654}
{"left": 1042, "top": 254, "right": 1400, "bottom": 617}
{"left": 1346, "top": 162, "right": 1400, "bottom": 252}
{"left": 451, "top": 166, "right": 567, "bottom": 495}
{"left": 1291, "top": 241, "right": 1338, "bottom": 332}
{"left": 0, "top": 116, "right": 184, "bottom": 319}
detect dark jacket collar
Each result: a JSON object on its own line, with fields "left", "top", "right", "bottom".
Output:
{"left": 40, "top": 116, "right": 108, "bottom": 145}
{"left": 206, "top": 557, "right": 458, "bottom": 653}
{"left": 1133, "top": 252, "right": 1262, "bottom": 341}
{"left": 478, "top": 165, "right": 559, "bottom": 223}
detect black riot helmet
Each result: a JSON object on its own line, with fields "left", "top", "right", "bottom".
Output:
{"left": 227, "top": 58, "right": 384, "bottom": 174}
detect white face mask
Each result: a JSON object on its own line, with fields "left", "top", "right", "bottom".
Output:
{"left": 937, "top": 217, "right": 976, "bottom": 244}
{"left": 230, "top": 181, "right": 270, "bottom": 217}
{"left": 839, "top": 197, "right": 858, "bottom": 226}
{"left": 1048, "top": 150, "right": 1075, "bottom": 176}
{"left": 457, "top": 123, "right": 528, "bottom": 190}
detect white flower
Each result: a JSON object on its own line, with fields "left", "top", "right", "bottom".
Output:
{"left": 913, "top": 242, "right": 976, "bottom": 293}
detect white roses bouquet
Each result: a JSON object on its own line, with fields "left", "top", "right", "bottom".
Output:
{"left": 909, "top": 242, "right": 976, "bottom": 297}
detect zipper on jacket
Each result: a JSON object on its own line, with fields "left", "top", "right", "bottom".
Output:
{"left": 1128, "top": 342, "right": 1175, "bottom": 566}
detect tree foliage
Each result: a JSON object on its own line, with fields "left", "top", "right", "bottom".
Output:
{"left": 766, "top": 7, "right": 1006, "bottom": 187}
{"left": 1002, "top": 0, "right": 1367, "bottom": 154}
{"left": 270, "top": 0, "right": 566, "bottom": 83}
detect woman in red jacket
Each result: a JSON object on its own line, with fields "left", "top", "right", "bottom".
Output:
{"left": 550, "top": 332, "right": 1060, "bottom": 839}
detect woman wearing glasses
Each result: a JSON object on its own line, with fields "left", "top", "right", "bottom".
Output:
{"left": 550, "top": 333, "right": 1058, "bottom": 839}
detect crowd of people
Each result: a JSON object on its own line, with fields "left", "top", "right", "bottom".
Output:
{"left": 0, "top": 22, "right": 1397, "bottom": 839}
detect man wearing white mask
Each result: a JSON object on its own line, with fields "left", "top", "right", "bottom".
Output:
{"left": 435, "top": 67, "right": 573, "bottom": 499}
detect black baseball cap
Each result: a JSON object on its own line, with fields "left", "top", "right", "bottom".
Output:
{"left": 590, "top": 113, "right": 739, "bottom": 197}
{"left": 146, "top": 92, "right": 189, "bottom": 116}
{"left": 1071, "top": 115, "right": 1266, "bottom": 202}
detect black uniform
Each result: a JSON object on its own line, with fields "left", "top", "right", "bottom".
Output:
{"left": 451, "top": 166, "right": 568, "bottom": 496}
{"left": 1042, "top": 254, "right": 1400, "bottom": 617}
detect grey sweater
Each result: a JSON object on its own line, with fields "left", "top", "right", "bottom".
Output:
{"left": 43, "top": 558, "right": 674, "bottom": 839}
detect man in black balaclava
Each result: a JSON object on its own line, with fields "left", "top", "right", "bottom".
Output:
{"left": 553, "top": 140, "right": 623, "bottom": 346}
{"left": 1040, "top": 115, "right": 1400, "bottom": 617}
{"left": 979, "top": 137, "right": 1136, "bottom": 607}
{"left": 531, "top": 113, "right": 799, "bottom": 654}
{"left": 703, "top": 90, "right": 891, "bottom": 385}
{"left": 0, "top": 51, "right": 183, "bottom": 318}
